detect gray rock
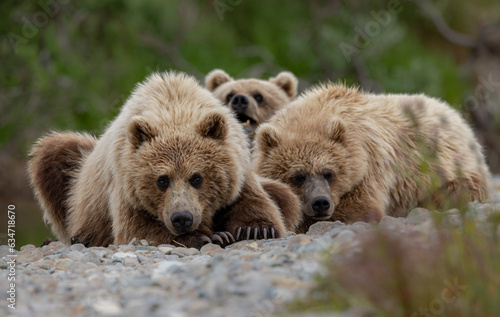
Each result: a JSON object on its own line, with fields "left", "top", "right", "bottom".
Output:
{"left": 200, "top": 243, "right": 224, "bottom": 255}
{"left": 55, "top": 258, "right": 74, "bottom": 270}
{"left": 111, "top": 252, "right": 137, "bottom": 263}
{"left": 82, "top": 252, "right": 101, "bottom": 265}
{"left": 20, "top": 244, "right": 37, "bottom": 251}
{"left": 307, "top": 221, "right": 340, "bottom": 236}
{"left": 171, "top": 247, "right": 200, "bottom": 257}
{"left": 17, "top": 248, "right": 43, "bottom": 262}
{"left": 46, "top": 241, "right": 66, "bottom": 252}
{"left": 406, "top": 207, "right": 432, "bottom": 225}
{"left": 151, "top": 261, "right": 182, "bottom": 280}
{"left": 69, "top": 243, "right": 86, "bottom": 252}
{"left": 68, "top": 250, "right": 84, "bottom": 261}
{"left": 158, "top": 245, "right": 174, "bottom": 254}
{"left": 136, "top": 254, "right": 148, "bottom": 263}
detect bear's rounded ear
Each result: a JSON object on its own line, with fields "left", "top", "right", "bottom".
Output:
{"left": 128, "top": 116, "right": 157, "bottom": 149}
{"left": 205, "top": 69, "right": 233, "bottom": 91}
{"left": 256, "top": 124, "right": 280, "bottom": 152}
{"left": 330, "top": 118, "right": 346, "bottom": 144}
{"left": 198, "top": 112, "right": 227, "bottom": 140}
{"left": 269, "top": 71, "right": 298, "bottom": 99}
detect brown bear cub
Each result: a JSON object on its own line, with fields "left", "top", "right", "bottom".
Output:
{"left": 253, "top": 83, "right": 491, "bottom": 233}
{"left": 205, "top": 69, "right": 298, "bottom": 138}
{"left": 29, "top": 72, "right": 297, "bottom": 249}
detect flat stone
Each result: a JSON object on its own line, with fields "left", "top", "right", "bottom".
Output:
{"left": 92, "top": 299, "right": 122, "bottom": 315}
{"left": 307, "top": 221, "right": 338, "bottom": 236}
{"left": 82, "top": 252, "right": 101, "bottom": 265}
{"left": 140, "top": 239, "right": 149, "bottom": 246}
{"left": 17, "top": 248, "right": 43, "bottom": 262}
{"left": 171, "top": 247, "right": 200, "bottom": 256}
{"left": 69, "top": 243, "right": 86, "bottom": 252}
{"left": 137, "top": 254, "right": 148, "bottom": 263}
{"left": 123, "top": 257, "right": 140, "bottom": 267}
{"left": 20, "top": 244, "right": 37, "bottom": 251}
{"left": 200, "top": 243, "right": 224, "bottom": 255}
{"left": 33, "top": 259, "right": 54, "bottom": 270}
{"left": 111, "top": 252, "right": 137, "bottom": 263}
{"left": 46, "top": 241, "right": 66, "bottom": 252}
{"left": 68, "top": 250, "right": 84, "bottom": 261}
{"left": 55, "top": 258, "right": 74, "bottom": 270}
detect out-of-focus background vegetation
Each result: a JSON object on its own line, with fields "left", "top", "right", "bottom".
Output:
{"left": 1, "top": 0, "right": 499, "bottom": 246}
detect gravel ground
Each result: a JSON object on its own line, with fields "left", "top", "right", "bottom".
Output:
{"left": 1, "top": 176, "right": 499, "bottom": 317}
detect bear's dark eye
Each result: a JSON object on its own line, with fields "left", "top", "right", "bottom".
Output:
{"left": 291, "top": 173, "right": 306, "bottom": 187}
{"left": 189, "top": 173, "right": 203, "bottom": 189}
{"left": 156, "top": 175, "right": 170, "bottom": 191}
{"left": 226, "top": 93, "right": 235, "bottom": 103}
{"left": 323, "top": 171, "right": 334, "bottom": 182}
{"left": 253, "top": 93, "right": 264, "bottom": 104}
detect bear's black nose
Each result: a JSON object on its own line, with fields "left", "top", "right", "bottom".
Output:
{"left": 171, "top": 211, "right": 193, "bottom": 230}
{"left": 231, "top": 94, "right": 249, "bottom": 113}
{"left": 311, "top": 196, "right": 331, "bottom": 213}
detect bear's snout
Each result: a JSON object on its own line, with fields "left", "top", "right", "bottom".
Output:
{"left": 231, "top": 94, "right": 249, "bottom": 113}
{"left": 303, "top": 174, "right": 334, "bottom": 219}
{"left": 170, "top": 211, "right": 194, "bottom": 232}
{"left": 311, "top": 195, "right": 331, "bottom": 216}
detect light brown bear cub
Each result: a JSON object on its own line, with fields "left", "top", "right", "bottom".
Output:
{"left": 205, "top": 69, "right": 298, "bottom": 138}
{"left": 254, "top": 83, "right": 491, "bottom": 233}
{"left": 29, "top": 72, "right": 293, "bottom": 248}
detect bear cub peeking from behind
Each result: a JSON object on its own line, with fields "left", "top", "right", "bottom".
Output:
{"left": 29, "top": 72, "right": 297, "bottom": 249}
{"left": 205, "top": 69, "right": 298, "bottom": 139}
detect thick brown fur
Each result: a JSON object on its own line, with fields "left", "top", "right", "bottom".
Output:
{"left": 205, "top": 69, "right": 298, "bottom": 138}
{"left": 259, "top": 176, "right": 302, "bottom": 232}
{"left": 28, "top": 132, "right": 97, "bottom": 241}
{"left": 29, "top": 72, "right": 291, "bottom": 248}
{"left": 254, "top": 83, "right": 492, "bottom": 232}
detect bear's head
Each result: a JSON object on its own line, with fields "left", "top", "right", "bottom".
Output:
{"left": 254, "top": 111, "right": 368, "bottom": 222}
{"left": 205, "top": 69, "right": 298, "bottom": 136}
{"left": 121, "top": 72, "right": 248, "bottom": 236}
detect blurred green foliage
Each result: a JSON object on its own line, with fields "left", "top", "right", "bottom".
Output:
{"left": 1, "top": 0, "right": 499, "bottom": 156}
{"left": 1, "top": 0, "right": 499, "bottom": 246}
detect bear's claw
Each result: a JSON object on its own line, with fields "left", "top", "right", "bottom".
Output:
{"left": 202, "top": 232, "right": 235, "bottom": 247}
{"left": 234, "top": 226, "right": 279, "bottom": 241}
{"left": 216, "top": 231, "right": 234, "bottom": 244}
{"left": 209, "top": 234, "right": 224, "bottom": 245}
{"left": 200, "top": 236, "right": 212, "bottom": 245}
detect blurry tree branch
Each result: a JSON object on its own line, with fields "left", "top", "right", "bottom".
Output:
{"left": 414, "top": 0, "right": 475, "bottom": 47}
